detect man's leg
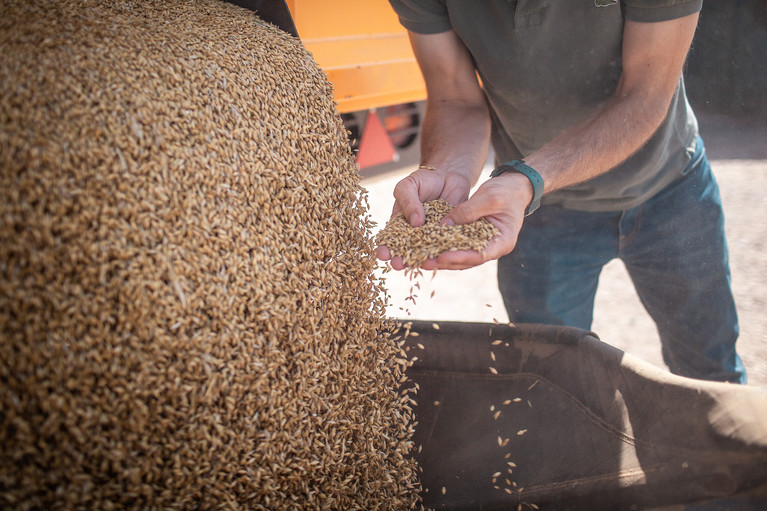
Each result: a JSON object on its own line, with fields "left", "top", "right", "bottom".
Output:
{"left": 497, "top": 206, "right": 618, "bottom": 330}
{"left": 619, "top": 139, "right": 746, "bottom": 383}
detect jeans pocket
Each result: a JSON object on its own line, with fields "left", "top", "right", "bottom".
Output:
{"left": 682, "top": 136, "right": 705, "bottom": 176}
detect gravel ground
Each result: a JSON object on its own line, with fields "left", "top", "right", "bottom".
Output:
{"left": 364, "top": 113, "right": 767, "bottom": 387}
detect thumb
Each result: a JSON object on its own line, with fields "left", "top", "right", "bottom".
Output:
{"left": 441, "top": 199, "right": 482, "bottom": 227}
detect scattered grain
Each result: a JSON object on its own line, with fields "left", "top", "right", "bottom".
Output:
{"left": 0, "top": 1, "right": 421, "bottom": 508}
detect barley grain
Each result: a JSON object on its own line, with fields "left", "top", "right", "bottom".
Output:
{"left": 376, "top": 199, "right": 499, "bottom": 268}
{"left": 0, "top": 1, "right": 421, "bottom": 508}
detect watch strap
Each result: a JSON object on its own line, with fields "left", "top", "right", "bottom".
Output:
{"left": 489, "top": 159, "right": 544, "bottom": 216}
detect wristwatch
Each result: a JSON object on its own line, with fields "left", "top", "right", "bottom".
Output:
{"left": 489, "top": 159, "right": 544, "bottom": 216}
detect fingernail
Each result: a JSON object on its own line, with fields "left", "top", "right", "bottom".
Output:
{"left": 442, "top": 217, "right": 455, "bottom": 227}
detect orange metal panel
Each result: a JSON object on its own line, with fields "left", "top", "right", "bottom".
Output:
{"left": 325, "top": 61, "right": 426, "bottom": 113}
{"left": 305, "top": 33, "right": 414, "bottom": 71}
{"left": 286, "top": 0, "right": 406, "bottom": 40}
{"left": 286, "top": 0, "right": 427, "bottom": 113}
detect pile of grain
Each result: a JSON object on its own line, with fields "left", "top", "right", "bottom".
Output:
{"left": 0, "top": 0, "right": 420, "bottom": 508}
{"left": 376, "top": 199, "right": 500, "bottom": 267}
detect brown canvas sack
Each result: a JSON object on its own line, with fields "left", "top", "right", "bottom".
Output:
{"left": 405, "top": 321, "right": 767, "bottom": 510}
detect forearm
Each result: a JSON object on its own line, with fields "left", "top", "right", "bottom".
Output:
{"left": 419, "top": 97, "right": 492, "bottom": 188}
{"left": 382, "top": 13, "right": 700, "bottom": 271}
{"left": 526, "top": 14, "right": 699, "bottom": 195}
{"left": 388, "top": 97, "right": 491, "bottom": 228}
{"left": 525, "top": 84, "right": 672, "bottom": 194}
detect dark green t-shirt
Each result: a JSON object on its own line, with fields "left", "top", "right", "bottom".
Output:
{"left": 389, "top": 0, "right": 703, "bottom": 211}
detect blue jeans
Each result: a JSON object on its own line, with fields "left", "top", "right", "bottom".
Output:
{"left": 497, "top": 138, "right": 746, "bottom": 383}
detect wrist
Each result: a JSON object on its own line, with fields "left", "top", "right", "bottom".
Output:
{"left": 493, "top": 172, "right": 535, "bottom": 215}
{"left": 489, "top": 159, "right": 544, "bottom": 215}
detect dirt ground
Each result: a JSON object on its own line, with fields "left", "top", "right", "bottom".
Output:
{"left": 363, "top": 112, "right": 767, "bottom": 387}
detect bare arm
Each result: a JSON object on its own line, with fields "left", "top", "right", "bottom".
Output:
{"left": 389, "top": 29, "right": 493, "bottom": 226}
{"left": 377, "top": 29, "right": 510, "bottom": 269}
{"left": 379, "top": 12, "right": 701, "bottom": 270}
{"left": 523, "top": 13, "right": 701, "bottom": 193}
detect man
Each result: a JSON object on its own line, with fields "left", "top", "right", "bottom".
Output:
{"left": 377, "top": 0, "right": 746, "bottom": 383}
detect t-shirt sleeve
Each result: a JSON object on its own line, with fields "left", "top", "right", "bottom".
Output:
{"left": 623, "top": 0, "right": 703, "bottom": 23}
{"left": 388, "top": 0, "right": 452, "bottom": 34}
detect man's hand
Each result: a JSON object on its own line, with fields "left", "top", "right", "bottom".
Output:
{"left": 375, "top": 165, "right": 471, "bottom": 269}
{"left": 376, "top": 10, "right": 700, "bottom": 272}
{"left": 376, "top": 170, "right": 533, "bottom": 271}
{"left": 374, "top": 28, "right": 495, "bottom": 271}
{"left": 391, "top": 167, "right": 472, "bottom": 227}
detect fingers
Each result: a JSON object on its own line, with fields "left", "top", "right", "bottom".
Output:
{"left": 440, "top": 199, "right": 480, "bottom": 227}
{"left": 432, "top": 233, "right": 513, "bottom": 269}
{"left": 442, "top": 172, "right": 531, "bottom": 227}
{"left": 377, "top": 168, "right": 510, "bottom": 271}
{"left": 375, "top": 245, "right": 391, "bottom": 261}
{"left": 377, "top": 233, "right": 516, "bottom": 271}
{"left": 441, "top": 185, "right": 504, "bottom": 227}
{"left": 385, "top": 248, "right": 493, "bottom": 271}
{"left": 389, "top": 168, "right": 471, "bottom": 226}
{"left": 377, "top": 200, "right": 523, "bottom": 270}
{"left": 376, "top": 244, "right": 411, "bottom": 271}
{"left": 392, "top": 174, "right": 427, "bottom": 227}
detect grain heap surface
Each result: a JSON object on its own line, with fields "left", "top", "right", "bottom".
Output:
{"left": 0, "top": 1, "right": 420, "bottom": 508}
{"left": 376, "top": 199, "right": 500, "bottom": 267}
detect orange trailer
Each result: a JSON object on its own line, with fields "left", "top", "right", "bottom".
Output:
{"left": 286, "top": 0, "right": 427, "bottom": 171}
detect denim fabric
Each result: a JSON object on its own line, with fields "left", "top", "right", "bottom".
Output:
{"left": 497, "top": 137, "right": 746, "bottom": 383}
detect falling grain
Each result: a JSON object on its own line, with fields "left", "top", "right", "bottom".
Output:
{"left": 0, "top": 1, "right": 420, "bottom": 508}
